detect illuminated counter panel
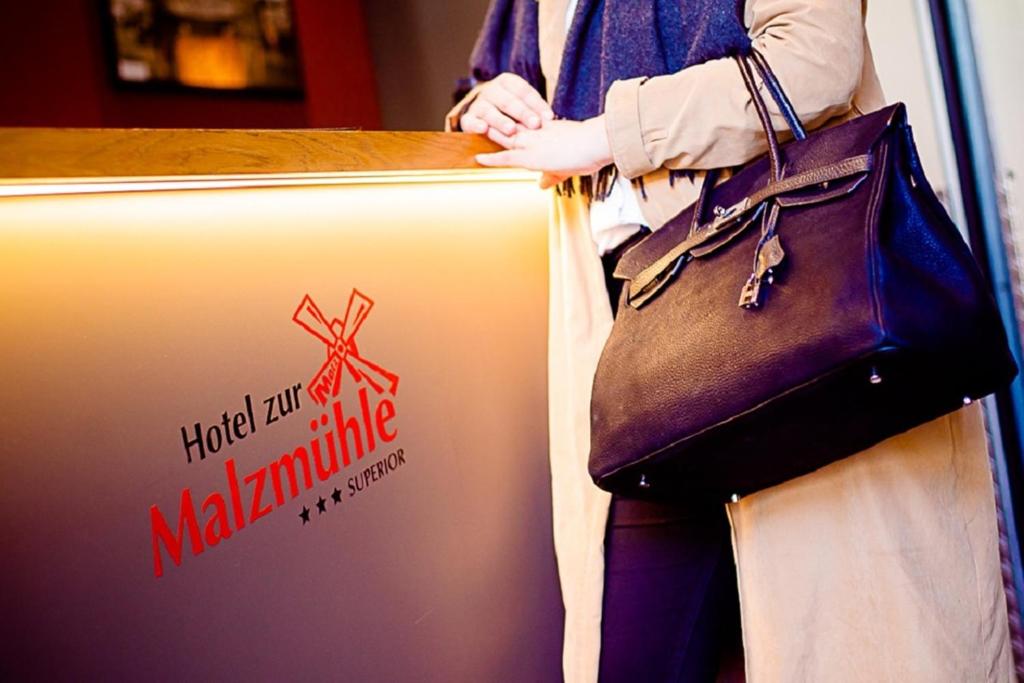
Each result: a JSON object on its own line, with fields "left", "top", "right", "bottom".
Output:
{"left": 0, "top": 132, "right": 560, "bottom": 680}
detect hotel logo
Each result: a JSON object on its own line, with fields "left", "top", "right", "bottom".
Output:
{"left": 293, "top": 290, "right": 400, "bottom": 406}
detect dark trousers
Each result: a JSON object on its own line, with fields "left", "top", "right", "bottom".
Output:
{"left": 598, "top": 232, "right": 745, "bottom": 682}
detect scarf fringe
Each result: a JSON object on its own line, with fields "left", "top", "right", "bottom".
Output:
{"left": 555, "top": 165, "right": 622, "bottom": 201}
{"left": 668, "top": 168, "right": 697, "bottom": 187}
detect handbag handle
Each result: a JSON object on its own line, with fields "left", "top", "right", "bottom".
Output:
{"left": 747, "top": 49, "right": 807, "bottom": 142}
{"left": 689, "top": 50, "right": 807, "bottom": 236}
{"left": 738, "top": 50, "right": 809, "bottom": 179}
{"left": 738, "top": 54, "right": 784, "bottom": 182}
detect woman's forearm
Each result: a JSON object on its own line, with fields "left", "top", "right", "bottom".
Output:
{"left": 603, "top": 0, "right": 866, "bottom": 178}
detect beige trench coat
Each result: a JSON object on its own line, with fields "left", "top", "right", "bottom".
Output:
{"left": 452, "top": 1, "right": 1016, "bottom": 680}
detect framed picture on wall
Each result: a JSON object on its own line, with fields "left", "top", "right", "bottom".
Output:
{"left": 103, "top": 0, "right": 304, "bottom": 94}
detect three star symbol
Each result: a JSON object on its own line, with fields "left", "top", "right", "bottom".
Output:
{"left": 300, "top": 488, "right": 344, "bottom": 525}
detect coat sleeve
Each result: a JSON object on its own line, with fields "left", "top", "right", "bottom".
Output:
{"left": 603, "top": 0, "right": 866, "bottom": 178}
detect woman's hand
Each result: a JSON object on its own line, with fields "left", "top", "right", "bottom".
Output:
{"left": 475, "top": 116, "right": 614, "bottom": 186}
{"left": 459, "top": 73, "right": 554, "bottom": 136}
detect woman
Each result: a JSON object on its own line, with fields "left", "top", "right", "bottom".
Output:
{"left": 449, "top": 1, "right": 1017, "bottom": 681}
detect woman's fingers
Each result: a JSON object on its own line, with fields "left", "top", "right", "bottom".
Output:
{"left": 470, "top": 100, "right": 517, "bottom": 136}
{"left": 488, "top": 80, "right": 544, "bottom": 129}
{"left": 486, "top": 126, "right": 517, "bottom": 149}
{"left": 475, "top": 149, "right": 522, "bottom": 167}
{"left": 491, "top": 89, "right": 540, "bottom": 129}
{"left": 459, "top": 73, "right": 554, "bottom": 133}
{"left": 474, "top": 117, "right": 613, "bottom": 178}
{"left": 496, "top": 73, "right": 554, "bottom": 122}
{"left": 459, "top": 113, "right": 489, "bottom": 134}
{"left": 458, "top": 73, "right": 555, "bottom": 134}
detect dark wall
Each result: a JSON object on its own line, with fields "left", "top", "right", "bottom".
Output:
{"left": 363, "top": 0, "right": 487, "bottom": 130}
{"left": 0, "top": 1, "right": 380, "bottom": 129}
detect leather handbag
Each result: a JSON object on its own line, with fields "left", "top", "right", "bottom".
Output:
{"left": 588, "top": 50, "right": 1018, "bottom": 499}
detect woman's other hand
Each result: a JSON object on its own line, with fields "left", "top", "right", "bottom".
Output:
{"left": 475, "top": 116, "right": 613, "bottom": 183}
{"left": 459, "top": 73, "right": 554, "bottom": 137}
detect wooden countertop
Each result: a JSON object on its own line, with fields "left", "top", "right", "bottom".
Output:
{"left": 0, "top": 129, "right": 503, "bottom": 181}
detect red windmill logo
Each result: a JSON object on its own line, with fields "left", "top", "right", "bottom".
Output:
{"left": 292, "top": 290, "right": 400, "bottom": 406}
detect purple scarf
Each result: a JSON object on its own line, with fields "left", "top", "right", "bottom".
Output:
{"left": 469, "top": 0, "right": 751, "bottom": 123}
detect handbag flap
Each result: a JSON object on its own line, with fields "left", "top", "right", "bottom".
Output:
{"left": 613, "top": 103, "right": 907, "bottom": 282}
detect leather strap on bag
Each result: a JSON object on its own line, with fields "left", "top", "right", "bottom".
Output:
{"left": 626, "top": 51, "right": 869, "bottom": 309}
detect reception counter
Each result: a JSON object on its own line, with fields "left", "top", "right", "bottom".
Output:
{"left": 0, "top": 129, "right": 562, "bottom": 680}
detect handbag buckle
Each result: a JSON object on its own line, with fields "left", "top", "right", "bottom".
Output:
{"left": 709, "top": 198, "right": 750, "bottom": 232}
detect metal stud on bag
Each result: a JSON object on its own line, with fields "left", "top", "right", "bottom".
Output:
{"left": 638, "top": 474, "right": 650, "bottom": 489}
{"left": 869, "top": 367, "right": 883, "bottom": 385}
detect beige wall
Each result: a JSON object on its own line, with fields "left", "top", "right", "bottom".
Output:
{"left": 866, "top": 0, "right": 952, "bottom": 200}
{"left": 967, "top": 0, "right": 1024, "bottom": 288}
